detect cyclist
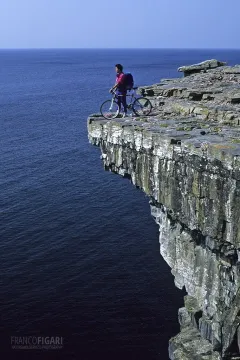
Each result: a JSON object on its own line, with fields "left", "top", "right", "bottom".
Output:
{"left": 109, "top": 64, "right": 128, "bottom": 117}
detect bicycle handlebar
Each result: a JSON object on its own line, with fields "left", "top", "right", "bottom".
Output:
{"left": 110, "top": 87, "right": 138, "bottom": 95}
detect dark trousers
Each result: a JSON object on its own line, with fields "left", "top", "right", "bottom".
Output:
{"left": 117, "top": 92, "right": 127, "bottom": 113}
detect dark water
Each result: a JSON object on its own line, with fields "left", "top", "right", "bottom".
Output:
{"left": 1, "top": 49, "right": 240, "bottom": 360}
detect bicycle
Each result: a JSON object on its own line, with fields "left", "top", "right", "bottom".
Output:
{"left": 100, "top": 87, "right": 152, "bottom": 119}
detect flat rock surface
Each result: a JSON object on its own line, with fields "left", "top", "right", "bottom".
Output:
{"left": 89, "top": 63, "right": 240, "bottom": 161}
{"left": 87, "top": 62, "right": 240, "bottom": 162}
{"left": 178, "top": 59, "right": 226, "bottom": 75}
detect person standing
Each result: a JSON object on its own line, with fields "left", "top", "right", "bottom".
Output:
{"left": 110, "top": 64, "right": 128, "bottom": 117}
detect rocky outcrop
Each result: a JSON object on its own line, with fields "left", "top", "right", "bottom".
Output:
{"left": 178, "top": 59, "right": 227, "bottom": 77}
{"left": 87, "top": 61, "right": 240, "bottom": 359}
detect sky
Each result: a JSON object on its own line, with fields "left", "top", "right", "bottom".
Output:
{"left": 0, "top": 0, "right": 239, "bottom": 49}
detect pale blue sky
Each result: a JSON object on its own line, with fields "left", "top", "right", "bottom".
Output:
{"left": 0, "top": 0, "right": 239, "bottom": 49}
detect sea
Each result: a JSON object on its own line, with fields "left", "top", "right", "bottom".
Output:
{"left": 1, "top": 49, "right": 240, "bottom": 360}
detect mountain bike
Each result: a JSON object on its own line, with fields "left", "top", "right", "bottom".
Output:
{"left": 100, "top": 87, "right": 152, "bottom": 119}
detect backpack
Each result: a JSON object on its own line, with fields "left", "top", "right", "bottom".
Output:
{"left": 122, "top": 73, "right": 134, "bottom": 90}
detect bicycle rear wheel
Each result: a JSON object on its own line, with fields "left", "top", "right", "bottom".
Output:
{"left": 132, "top": 97, "right": 152, "bottom": 116}
{"left": 100, "top": 100, "right": 120, "bottom": 119}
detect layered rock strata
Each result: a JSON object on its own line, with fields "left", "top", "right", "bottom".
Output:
{"left": 88, "top": 61, "right": 240, "bottom": 360}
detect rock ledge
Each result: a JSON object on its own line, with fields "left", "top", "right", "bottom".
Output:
{"left": 87, "top": 61, "right": 240, "bottom": 360}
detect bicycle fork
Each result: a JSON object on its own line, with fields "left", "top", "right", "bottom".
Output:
{"left": 109, "top": 98, "right": 114, "bottom": 111}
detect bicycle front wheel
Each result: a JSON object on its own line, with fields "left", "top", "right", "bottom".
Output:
{"left": 100, "top": 100, "right": 120, "bottom": 119}
{"left": 132, "top": 97, "right": 152, "bottom": 116}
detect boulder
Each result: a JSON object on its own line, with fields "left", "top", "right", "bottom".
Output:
{"left": 178, "top": 59, "right": 227, "bottom": 77}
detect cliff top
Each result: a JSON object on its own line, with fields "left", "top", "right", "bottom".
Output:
{"left": 88, "top": 60, "right": 240, "bottom": 173}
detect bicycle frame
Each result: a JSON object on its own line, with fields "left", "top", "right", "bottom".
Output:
{"left": 101, "top": 88, "right": 152, "bottom": 119}
{"left": 111, "top": 89, "right": 138, "bottom": 109}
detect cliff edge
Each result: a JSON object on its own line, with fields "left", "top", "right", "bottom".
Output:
{"left": 87, "top": 60, "right": 240, "bottom": 360}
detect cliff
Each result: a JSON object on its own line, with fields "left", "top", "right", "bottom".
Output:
{"left": 87, "top": 60, "right": 240, "bottom": 360}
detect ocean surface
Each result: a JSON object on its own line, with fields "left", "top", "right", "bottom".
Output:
{"left": 1, "top": 49, "right": 240, "bottom": 360}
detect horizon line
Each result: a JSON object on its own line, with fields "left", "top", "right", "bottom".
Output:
{"left": 0, "top": 47, "right": 240, "bottom": 50}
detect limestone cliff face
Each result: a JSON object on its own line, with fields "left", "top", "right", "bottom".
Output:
{"left": 88, "top": 61, "right": 240, "bottom": 360}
